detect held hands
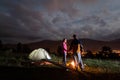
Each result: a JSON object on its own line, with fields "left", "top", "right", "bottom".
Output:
{"left": 67, "top": 50, "right": 73, "bottom": 55}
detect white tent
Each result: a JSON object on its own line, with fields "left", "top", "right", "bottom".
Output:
{"left": 28, "top": 48, "right": 51, "bottom": 61}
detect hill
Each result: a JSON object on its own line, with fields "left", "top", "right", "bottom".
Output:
{"left": 27, "top": 39, "right": 120, "bottom": 53}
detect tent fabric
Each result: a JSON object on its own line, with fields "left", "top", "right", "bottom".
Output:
{"left": 29, "top": 48, "right": 51, "bottom": 60}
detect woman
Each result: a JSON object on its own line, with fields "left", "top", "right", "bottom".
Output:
{"left": 62, "top": 38, "right": 67, "bottom": 66}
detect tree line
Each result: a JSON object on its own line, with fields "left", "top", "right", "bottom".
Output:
{"left": 84, "top": 46, "right": 120, "bottom": 60}
{"left": 0, "top": 40, "right": 120, "bottom": 60}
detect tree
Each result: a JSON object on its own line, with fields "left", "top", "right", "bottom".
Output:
{"left": 85, "top": 50, "right": 94, "bottom": 58}
{"left": 57, "top": 45, "right": 63, "bottom": 56}
{"left": 96, "top": 46, "right": 112, "bottom": 59}
{"left": 0, "top": 40, "right": 3, "bottom": 50}
{"left": 16, "top": 42, "right": 23, "bottom": 52}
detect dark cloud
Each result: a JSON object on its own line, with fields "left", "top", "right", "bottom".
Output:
{"left": 100, "top": 28, "right": 120, "bottom": 41}
{"left": 0, "top": 0, "right": 120, "bottom": 43}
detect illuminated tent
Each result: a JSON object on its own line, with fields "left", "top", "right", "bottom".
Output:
{"left": 29, "top": 48, "right": 51, "bottom": 61}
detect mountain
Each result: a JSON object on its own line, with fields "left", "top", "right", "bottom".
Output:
{"left": 2, "top": 39, "right": 119, "bottom": 54}
{"left": 27, "top": 39, "right": 120, "bottom": 53}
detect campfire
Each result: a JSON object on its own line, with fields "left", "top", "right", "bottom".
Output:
{"left": 67, "top": 60, "right": 76, "bottom": 69}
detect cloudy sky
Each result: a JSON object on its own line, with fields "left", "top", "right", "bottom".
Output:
{"left": 0, "top": 0, "right": 120, "bottom": 43}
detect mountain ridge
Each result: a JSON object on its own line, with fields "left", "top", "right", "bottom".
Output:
{"left": 27, "top": 38, "right": 120, "bottom": 53}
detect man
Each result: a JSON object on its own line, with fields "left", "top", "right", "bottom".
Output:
{"left": 69, "top": 34, "right": 84, "bottom": 71}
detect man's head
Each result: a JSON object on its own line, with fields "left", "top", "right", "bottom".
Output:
{"left": 73, "top": 34, "right": 76, "bottom": 39}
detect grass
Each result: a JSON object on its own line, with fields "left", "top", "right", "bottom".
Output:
{"left": 50, "top": 54, "right": 120, "bottom": 73}
{"left": 0, "top": 51, "right": 120, "bottom": 73}
{"left": 83, "top": 59, "right": 120, "bottom": 73}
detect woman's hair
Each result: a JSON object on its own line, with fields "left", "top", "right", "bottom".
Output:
{"left": 62, "top": 38, "right": 66, "bottom": 42}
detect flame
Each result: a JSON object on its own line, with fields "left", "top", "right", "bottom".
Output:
{"left": 71, "top": 61, "right": 75, "bottom": 67}
{"left": 70, "top": 61, "right": 76, "bottom": 69}
{"left": 66, "top": 60, "right": 76, "bottom": 69}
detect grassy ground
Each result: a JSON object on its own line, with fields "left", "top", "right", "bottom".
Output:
{"left": 84, "top": 59, "right": 120, "bottom": 73}
{"left": 50, "top": 54, "right": 120, "bottom": 73}
{"left": 0, "top": 52, "right": 120, "bottom": 80}
{"left": 0, "top": 52, "right": 120, "bottom": 73}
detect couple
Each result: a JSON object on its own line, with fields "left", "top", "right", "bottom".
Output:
{"left": 62, "top": 34, "right": 84, "bottom": 71}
